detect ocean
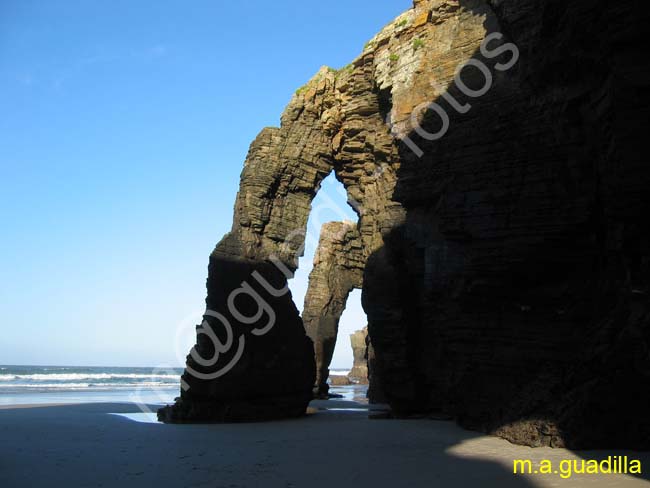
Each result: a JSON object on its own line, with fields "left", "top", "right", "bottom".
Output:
{"left": 0, "top": 365, "right": 182, "bottom": 406}
{"left": 0, "top": 365, "right": 358, "bottom": 407}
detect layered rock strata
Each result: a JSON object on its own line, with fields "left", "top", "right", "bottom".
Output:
{"left": 302, "top": 221, "right": 365, "bottom": 397}
{"left": 162, "top": 0, "right": 650, "bottom": 448}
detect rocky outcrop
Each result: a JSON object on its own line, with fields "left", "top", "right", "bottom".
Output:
{"left": 164, "top": 0, "right": 650, "bottom": 448}
{"left": 348, "top": 328, "right": 369, "bottom": 384}
{"left": 329, "top": 375, "right": 352, "bottom": 386}
{"left": 302, "top": 221, "right": 365, "bottom": 397}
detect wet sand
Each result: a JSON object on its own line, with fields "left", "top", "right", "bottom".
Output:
{"left": 0, "top": 398, "right": 648, "bottom": 488}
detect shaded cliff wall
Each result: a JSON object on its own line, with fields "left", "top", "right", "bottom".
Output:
{"left": 364, "top": 0, "right": 650, "bottom": 448}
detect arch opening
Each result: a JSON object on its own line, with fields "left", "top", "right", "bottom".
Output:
{"left": 288, "top": 173, "right": 370, "bottom": 399}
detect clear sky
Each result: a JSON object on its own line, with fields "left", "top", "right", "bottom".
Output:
{"left": 0, "top": 0, "right": 408, "bottom": 368}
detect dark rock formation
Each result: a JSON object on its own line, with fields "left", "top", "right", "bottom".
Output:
{"left": 364, "top": 0, "right": 650, "bottom": 449}
{"left": 302, "top": 221, "right": 365, "bottom": 398}
{"left": 164, "top": 0, "right": 650, "bottom": 448}
{"left": 348, "top": 328, "right": 369, "bottom": 384}
{"left": 366, "top": 337, "right": 386, "bottom": 404}
{"left": 157, "top": 255, "right": 316, "bottom": 423}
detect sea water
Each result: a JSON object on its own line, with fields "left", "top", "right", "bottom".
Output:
{"left": 0, "top": 365, "right": 181, "bottom": 406}
{"left": 0, "top": 365, "right": 365, "bottom": 407}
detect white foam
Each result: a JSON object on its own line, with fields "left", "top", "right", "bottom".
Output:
{"left": 329, "top": 369, "right": 351, "bottom": 376}
{"left": 0, "top": 373, "right": 179, "bottom": 382}
{"left": 1, "top": 382, "right": 179, "bottom": 389}
{"left": 5, "top": 383, "right": 92, "bottom": 389}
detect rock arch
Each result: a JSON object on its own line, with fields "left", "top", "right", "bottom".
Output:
{"left": 160, "top": 0, "right": 650, "bottom": 450}
{"left": 159, "top": 51, "right": 399, "bottom": 422}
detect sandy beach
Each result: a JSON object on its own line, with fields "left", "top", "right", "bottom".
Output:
{"left": 1, "top": 397, "right": 648, "bottom": 488}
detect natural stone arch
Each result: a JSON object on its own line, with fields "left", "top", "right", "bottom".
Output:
{"left": 158, "top": 67, "right": 342, "bottom": 422}
{"left": 159, "top": 19, "right": 400, "bottom": 420}
{"left": 160, "top": 0, "right": 650, "bottom": 450}
{"left": 301, "top": 221, "right": 366, "bottom": 398}
{"left": 158, "top": 0, "right": 479, "bottom": 423}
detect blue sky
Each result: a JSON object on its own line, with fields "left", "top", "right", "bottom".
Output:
{"left": 0, "top": 1, "right": 408, "bottom": 367}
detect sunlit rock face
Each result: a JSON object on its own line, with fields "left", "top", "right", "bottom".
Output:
{"left": 348, "top": 328, "right": 369, "bottom": 384}
{"left": 302, "top": 221, "right": 365, "bottom": 398}
{"left": 161, "top": 0, "right": 650, "bottom": 449}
